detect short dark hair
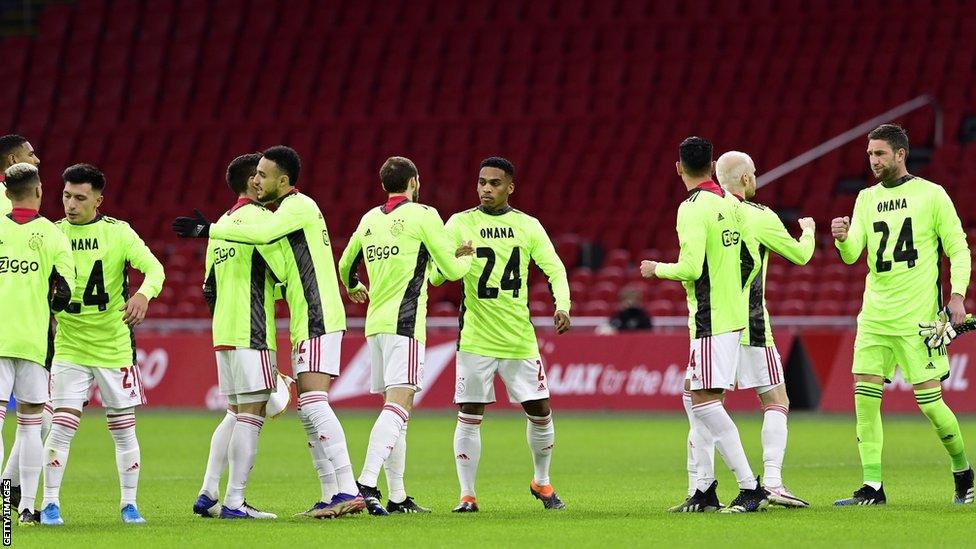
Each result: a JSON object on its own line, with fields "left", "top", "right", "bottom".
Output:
{"left": 0, "top": 134, "right": 28, "bottom": 163}
{"left": 480, "top": 156, "right": 515, "bottom": 179}
{"left": 379, "top": 156, "right": 418, "bottom": 193}
{"left": 679, "top": 136, "right": 713, "bottom": 177}
{"left": 4, "top": 162, "right": 39, "bottom": 200}
{"left": 226, "top": 153, "right": 262, "bottom": 195}
{"left": 868, "top": 123, "right": 910, "bottom": 155}
{"left": 62, "top": 163, "right": 107, "bottom": 192}
{"left": 262, "top": 145, "right": 301, "bottom": 186}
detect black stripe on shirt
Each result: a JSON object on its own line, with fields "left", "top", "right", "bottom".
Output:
{"left": 748, "top": 245, "right": 768, "bottom": 346}
{"left": 694, "top": 255, "right": 711, "bottom": 339}
{"left": 122, "top": 261, "right": 136, "bottom": 365}
{"left": 348, "top": 249, "right": 364, "bottom": 288}
{"left": 249, "top": 250, "right": 269, "bottom": 350}
{"left": 287, "top": 230, "right": 326, "bottom": 339}
{"left": 456, "top": 292, "right": 466, "bottom": 351}
{"left": 397, "top": 243, "right": 430, "bottom": 337}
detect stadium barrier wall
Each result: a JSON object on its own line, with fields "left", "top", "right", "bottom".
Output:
{"left": 118, "top": 331, "right": 976, "bottom": 412}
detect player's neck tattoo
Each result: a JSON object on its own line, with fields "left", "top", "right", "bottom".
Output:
{"left": 478, "top": 204, "right": 512, "bottom": 216}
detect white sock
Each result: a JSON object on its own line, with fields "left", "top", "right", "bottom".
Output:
{"left": 526, "top": 413, "right": 554, "bottom": 486}
{"left": 385, "top": 423, "right": 408, "bottom": 504}
{"left": 358, "top": 403, "right": 408, "bottom": 488}
{"left": 107, "top": 413, "right": 140, "bottom": 508}
{"left": 42, "top": 412, "right": 80, "bottom": 508}
{"left": 199, "top": 410, "right": 236, "bottom": 500}
{"left": 0, "top": 408, "right": 5, "bottom": 485}
{"left": 454, "top": 412, "right": 482, "bottom": 498}
{"left": 685, "top": 392, "right": 718, "bottom": 493}
{"left": 42, "top": 403, "right": 53, "bottom": 442}
{"left": 299, "top": 406, "right": 338, "bottom": 503}
{"left": 762, "top": 404, "right": 789, "bottom": 488}
{"left": 1, "top": 407, "right": 18, "bottom": 486}
{"left": 298, "top": 392, "right": 357, "bottom": 496}
{"left": 16, "top": 412, "right": 44, "bottom": 513}
{"left": 225, "top": 413, "right": 263, "bottom": 510}
{"left": 692, "top": 400, "right": 756, "bottom": 490}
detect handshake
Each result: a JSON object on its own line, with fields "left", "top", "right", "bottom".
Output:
{"left": 918, "top": 308, "right": 975, "bottom": 349}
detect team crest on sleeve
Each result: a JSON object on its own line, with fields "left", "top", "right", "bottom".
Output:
{"left": 390, "top": 219, "right": 405, "bottom": 236}
{"left": 28, "top": 232, "right": 43, "bottom": 251}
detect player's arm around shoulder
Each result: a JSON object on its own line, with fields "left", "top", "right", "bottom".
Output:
{"left": 652, "top": 198, "right": 708, "bottom": 281}
{"left": 47, "top": 221, "right": 76, "bottom": 312}
{"left": 419, "top": 205, "right": 473, "bottom": 282}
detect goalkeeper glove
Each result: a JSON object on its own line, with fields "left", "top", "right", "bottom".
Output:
{"left": 172, "top": 209, "right": 210, "bottom": 238}
{"left": 919, "top": 307, "right": 957, "bottom": 349}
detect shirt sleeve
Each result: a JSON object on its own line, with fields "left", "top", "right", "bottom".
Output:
{"left": 656, "top": 200, "right": 707, "bottom": 281}
{"left": 337, "top": 221, "right": 365, "bottom": 291}
{"left": 429, "top": 214, "right": 463, "bottom": 287}
{"left": 933, "top": 185, "right": 971, "bottom": 297}
{"left": 50, "top": 228, "right": 76, "bottom": 309}
{"left": 202, "top": 242, "right": 216, "bottom": 314}
{"left": 529, "top": 218, "right": 571, "bottom": 313}
{"left": 835, "top": 191, "right": 867, "bottom": 265}
{"left": 124, "top": 224, "right": 165, "bottom": 300}
{"left": 256, "top": 240, "right": 289, "bottom": 285}
{"left": 419, "top": 207, "right": 472, "bottom": 282}
{"left": 210, "top": 197, "right": 307, "bottom": 244}
{"left": 755, "top": 207, "right": 815, "bottom": 265}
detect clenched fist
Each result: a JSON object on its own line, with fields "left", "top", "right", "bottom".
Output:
{"left": 831, "top": 216, "right": 850, "bottom": 242}
{"left": 798, "top": 217, "right": 815, "bottom": 233}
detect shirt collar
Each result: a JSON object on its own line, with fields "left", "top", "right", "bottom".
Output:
{"left": 229, "top": 197, "right": 255, "bottom": 213}
{"left": 382, "top": 195, "right": 410, "bottom": 214}
{"left": 693, "top": 180, "right": 725, "bottom": 197}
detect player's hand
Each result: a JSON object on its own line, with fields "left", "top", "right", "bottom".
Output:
{"left": 919, "top": 307, "right": 957, "bottom": 348}
{"left": 347, "top": 285, "right": 369, "bottom": 304}
{"left": 798, "top": 217, "right": 815, "bottom": 233}
{"left": 947, "top": 294, "right": 966, "bottom": 325}
{"left": 172, "top": 209, "right": 211, "bottom": 238}
{"left": 455, "top": 240, "right": 474, "bottom": 258}
{"left": 640, "top": 260, "right": 657, "bottom": 279}
{"left": 830, "top": 216, "right": 850, "bottom": 242}
{"left": 554, "top": 310, "right": 571, "bottom": 334}
{"left": 121, "top": 293, "right": 150, "bottom": 326}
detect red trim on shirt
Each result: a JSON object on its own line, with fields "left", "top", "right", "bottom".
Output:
{"left": 382, "top": 195, "right": 409, "bottom": 214}
{"left": 213, "top": 345, "right": 236, "bottom": 351}
{"left": 731, "top": 192, "right": 745, "bottom": 202}
{"left": 229, "top": 197, "right": 255, "bottom": 213}
{"left": 694, "top": 181, "right": 725, "bottom": 197}
{"left": 10, "top": 207, "right": 39, "bottom": 223}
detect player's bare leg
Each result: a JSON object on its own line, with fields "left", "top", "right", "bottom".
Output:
{"left": 756, "top": 385, "right": 807, "bottom": 507}
{"left": 357, "top": 386, "right": 414, "bottom": 516}
{"left": 296, "top": 372, "right": 363, "bottom": 518}
{"left": 453, "top": 402, "right": 485, "bottom": 512}
{"left": 522, "top": 398, "right": 563, "bottom": 510}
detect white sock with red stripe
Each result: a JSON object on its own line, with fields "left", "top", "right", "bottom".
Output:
{"left": 16, "top": 412, "right": 44, "bottom": 513}
{"left": 683, "top": 392, "right": 714, "bottom": 495}
{"left": 298, "top": 392, "right": 358, "bottom": 496}
{"left": 42, "top": 412, "right": 80, "bottom": 507}
{"left": 199, "top": 410, "right": 236, "bottom": 500}
{"left": 691, "top": 400, "right": 756, "bottom": 490}
{"left": 526, "top": 413, "right": 554, "bottom": 486}
{"left": 385, "top": 422, "right": 408, "bottom": 504}
{"left": 0, "top": 408, "right": 5, "bottom": 485}
{"left": 358, "top": 403, "right": 409, "bottom": 488}
{"left": 42, "top": 403, "right": 53, "bottom": 442}
{"left": 225, "top": 412, "right": 263, "bottom": 510}
{"left": 298, "top": 405, "right": 339, "bottom": 502}
{"left": 454, "top": 412, "right": 482, "bottom": 498}
{"left": 107, "top": 412, "right": 140, "bottom": 508}
{"left": 761, "top": 404, "right": 789, "bottom": 488}
{"left": 1, "top": 412, "right": 17, "bottom": 487}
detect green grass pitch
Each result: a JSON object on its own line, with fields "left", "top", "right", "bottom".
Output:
{"left": 7, "top": 410, "right": 976, "bottom": 548}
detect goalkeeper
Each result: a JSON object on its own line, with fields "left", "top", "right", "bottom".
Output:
{"left": 832, "top": 124, "right": 972, "bottom": 506}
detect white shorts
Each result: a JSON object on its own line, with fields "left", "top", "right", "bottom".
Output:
{"left": 454, "top": 351, "right": 550, "bottom": 404}
{"left": 367, "top": 334, "right": 424, "bottom": 393}
{"left": 51, "top": 361, "right": 145, "bottom": 410}
{"left": 216, "top": 348, "right": 278, "bottom": 396}
{"left": 686, "top": 331, "right": 741, "bottom": 391}
{"left": 0, "top": 357, "right": 49, "bottom": 404}
{"left": 736, "top": 345, "right": 784, "bottom": 391}
{"left": 292, "top": 332, "right": 342, "bottom": 377}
